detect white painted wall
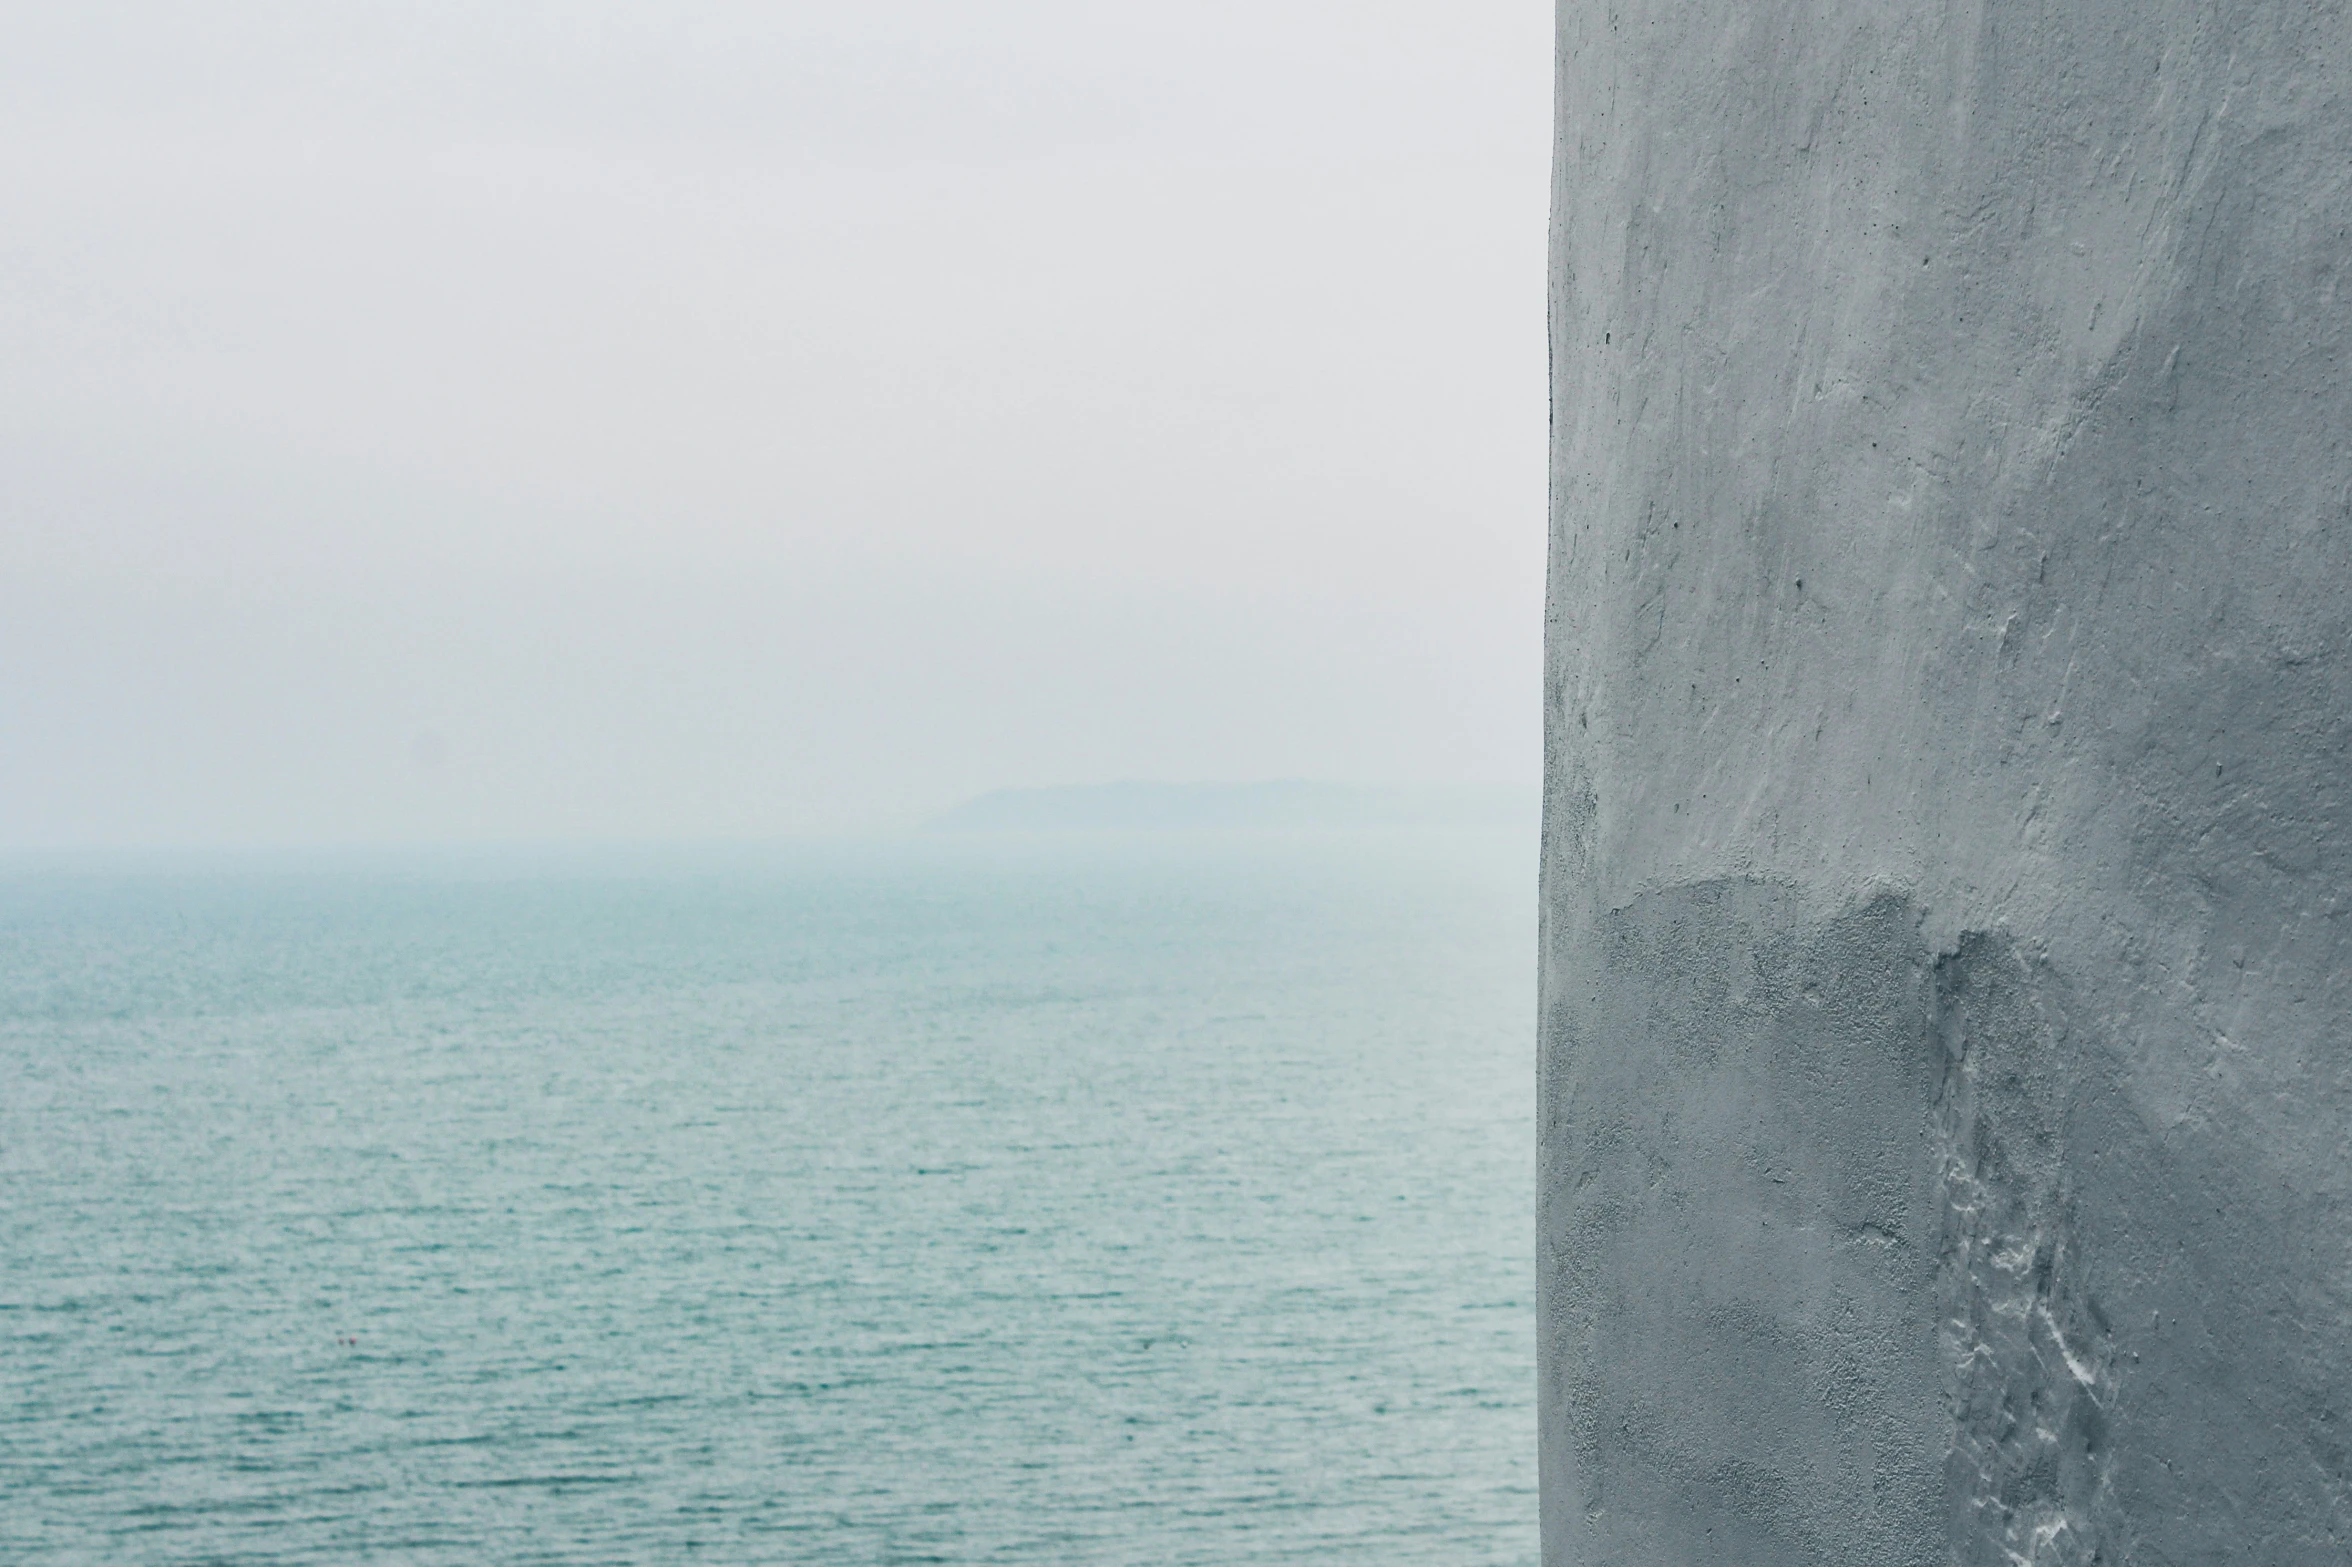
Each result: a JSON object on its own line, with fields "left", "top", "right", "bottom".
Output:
{"left": 1544, "top": 3, "right": 2352, "bottom": 1559}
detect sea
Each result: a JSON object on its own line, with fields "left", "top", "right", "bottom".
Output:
{"left": 1, "top": 833, "right": 1536, "bottom": 1565}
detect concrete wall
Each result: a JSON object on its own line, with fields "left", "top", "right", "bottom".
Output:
{"left": 1539, "top": 4, "right": 2352, "bottom": 1562}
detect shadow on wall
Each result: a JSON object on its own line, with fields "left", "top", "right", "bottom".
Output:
{"left": 1540, "top": 881, "right": 2333, "bottom": 1566}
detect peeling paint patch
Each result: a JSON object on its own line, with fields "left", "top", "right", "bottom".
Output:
{"left": 1933, "top": 934, "right": 2117, "bottom": 1564}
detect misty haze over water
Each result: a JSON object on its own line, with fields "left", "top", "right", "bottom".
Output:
{"left": 2, "top": 5, "right": 1548, "bottom": 1561}
{"left": 0, "top": 3, "right": 1544, "bottom": 850}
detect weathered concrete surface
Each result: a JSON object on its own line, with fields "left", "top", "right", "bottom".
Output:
{"left": 1540, "top": 4, "right": 2352, "bottom": 1563}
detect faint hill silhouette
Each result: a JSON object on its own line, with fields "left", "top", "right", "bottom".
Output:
{"left": 925, "top": 781, "right": 1534, "bottom": 833}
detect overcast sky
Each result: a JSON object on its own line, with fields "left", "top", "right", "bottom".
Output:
{"left": 1, "top": 2, "right": 1551, "bottom": 847}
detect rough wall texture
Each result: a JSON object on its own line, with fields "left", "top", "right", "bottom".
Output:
{"left": 1540, "top": 3, "right": 2352, "bottom": 1563}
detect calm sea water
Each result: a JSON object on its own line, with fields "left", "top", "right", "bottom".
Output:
{"left": 1, "top": 834, "right": 1535, "bottom": 1565}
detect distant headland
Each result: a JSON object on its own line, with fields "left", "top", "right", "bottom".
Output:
{"left": 924, "top": 781, "right": 1533, "bottom": 834}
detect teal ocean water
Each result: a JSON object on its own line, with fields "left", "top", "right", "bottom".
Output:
{"left": 2, "top": 835, "right": 1535, "bottom": 1565}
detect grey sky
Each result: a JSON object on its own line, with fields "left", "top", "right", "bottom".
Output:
{"left": 1, "top": 2, "right": 1550, "bottom": 847}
